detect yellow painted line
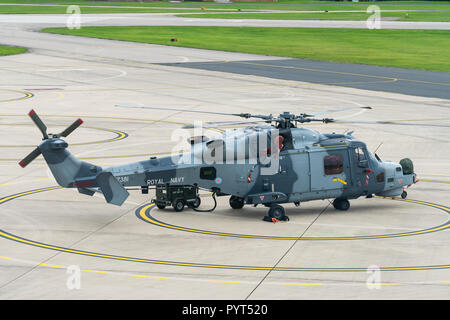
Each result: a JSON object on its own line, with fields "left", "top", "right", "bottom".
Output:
{"left": 132, "top": 275, "right": 168, "bottom": 280}
{"left": 140, "top": 198, "right": 450, "bottom": 241}
{"left": 0, "top": 124, "right": 128, "bottom": 148}
{"left": 282, "top": 283, "right": 323, "bottom": 286}
{"left": 441, "top": 281, "right": 450, "bottom": 284}
{"left": 0, "top": 89, "right": 33, "bottom": 103}
{"left": 1, "top": 187, "right": 450, "bottom": 273}
{"left": 367, "top": 283, "right": 401, "bottom": 286}
{"left": 234, "top": 61, "right": 450, "bottom": 87}
{"left": 0, "top": 182, "right": 15, "bottom": 187}
{"left": 422, "top": 174, "right": 450, "bottom": 177}
{"left": 208, "top": 280, "right": 241, "bottom": 284}
{"left": 421, "top": 179, "right": 450, "bottom": 184}
{"left": 37, "top": 263, "right": 64, "bottom": 269}
{"left": 320, "top": 144, "right": 348, "bottom": 148}
{"left": 83, "top": 269, "right": 107, "bottom": 274}
{"left": 0, "top": 256, "right": 11, "bottom": 260}
{"left": 0, "top": 186, "right": 61, "bottom": 203}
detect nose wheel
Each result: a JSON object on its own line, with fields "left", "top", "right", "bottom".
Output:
{"left": 263, "top": 204, "right": 289, "bottom": 222}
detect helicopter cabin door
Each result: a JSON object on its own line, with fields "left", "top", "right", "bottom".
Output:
{"left": 309, "top": 149, "right": 351, "bottom": 193}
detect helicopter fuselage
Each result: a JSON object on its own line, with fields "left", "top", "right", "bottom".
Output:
{"left": 49, "top": 125, "right": 416, "bottom": 210}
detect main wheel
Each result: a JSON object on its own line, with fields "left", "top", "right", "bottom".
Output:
{"left": 268, "top": 204, "right": 285, "bottom": 220}
{"left": 173, "top": 199, "right": 185, "bottom": 212}
{"left": 189, "top": 197, "right": 201, "bottom": 209}
{"left": 229, "top": 196, "right": 244, "bottom": 209}
{"left": 401, "top": 191, "right": 407, "bottom": 199}
{"left": 333, "top": 198, "right": 350, "bottom": 211}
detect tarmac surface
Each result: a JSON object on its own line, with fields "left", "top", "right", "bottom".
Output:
{"left": 1, "top": 13, "right": 450, "bottom": 29}
{"left": 0, "top": 13, "right": 449, "bottom": 300}
{"left": 162, "top": 59, "right": 450, "bottom": 100}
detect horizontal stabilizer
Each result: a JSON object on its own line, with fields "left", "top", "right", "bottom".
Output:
{"left": 96, "top": 172, "right": 129, "bottom": 206}
{"left": 78, "top": 187, "right": 96, "bottom": 197}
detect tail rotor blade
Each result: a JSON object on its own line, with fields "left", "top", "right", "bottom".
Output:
{"left": 58, "top": 118, "right": 83, "bottom": 137}
{"left": 28, "top": 109, "right": 48, "bottom": 139}
{"left": 19, "top": 147, "right": 41, "bottom": 168}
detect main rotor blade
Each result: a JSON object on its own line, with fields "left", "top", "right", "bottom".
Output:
{"left": 307, "top": 106, "right": 372, "bottom": 117}
{"left": 329, "top": 119, "right": 450, "bottom": 128}
{"left": 18, "top": 147, "right": 41, "bottom": 168}
{"left": 28, "top": 109, "right": 48, "bottom": 139}
{"left": 116, "top": 104, "right": 242, "bottom": 117}
{"left": 182, "top": 120, "right": 270, "bottom": 129}
{"left": 58, "top": 118, "right": 83, "bottom": 137}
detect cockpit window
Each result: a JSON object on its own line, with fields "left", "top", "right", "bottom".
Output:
{"left": 355, "top": 147, "right": 366, "bottom": 161}
{"left": 324, "top": 154, "right": 343, "bottom": 175}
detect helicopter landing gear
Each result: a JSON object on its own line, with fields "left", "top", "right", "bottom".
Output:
{"left": 229, "top": 196, "right": 244, "bottom": 209}
{"left": 263, "top": 204, "right": 289, "bottom": 222}
{"left": 401, "top": 190, "right": 407, "bottom": 199}
{"left": 333, "top": 198, "right": 350, "bottom": 211}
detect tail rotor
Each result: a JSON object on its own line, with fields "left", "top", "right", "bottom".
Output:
{"left": 18, "top": 109, "right": 83, "bottom": 168}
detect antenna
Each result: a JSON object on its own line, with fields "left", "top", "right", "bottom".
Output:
{"left": 374, "top": 142, "right": 383, "bottom": 154}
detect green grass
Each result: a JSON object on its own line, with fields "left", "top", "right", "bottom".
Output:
{"left": 41, "top": 26, "right": 450, "bottom": 72}
{"left": 177, "top": 10, "right": 450, "bottom": 22}
{"left": 0, "top": 45, "right": 27, "bottom": 56}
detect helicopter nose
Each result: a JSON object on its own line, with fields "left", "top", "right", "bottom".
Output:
{"left": 399, "top": 158, "right": 414, "bottom": 175}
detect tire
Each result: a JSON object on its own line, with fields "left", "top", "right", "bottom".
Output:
{"left": 229, "top": 196, "right": 244, "bottom": 209}
{"left": 173, "top": 199, "right": 185, "bottom": 212}
{"left": 156, "top": 204, "right": 166, "bottom": 210}
{"left": 189, "top": 197, "right": 201, "bottom": 209}
{"left": 268, "top": 204, "right": 285, "bottom": 219}
{"left": 333, "top": 198, "right": 350, "bottom": 211}
{"left": 401, "top": 191, "right": 407, "bottom": 199}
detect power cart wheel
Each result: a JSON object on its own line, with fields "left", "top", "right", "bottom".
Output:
{"left": 156, "top": 204, "right": 166, "bottom": 210}
{"left": 229, "top": 196, "right": 244, "bottom": 209}
{"left": 173, "top": 199, "right": 185, "bottom": 212}
{"left": 268, "top": 204, "right": 286, "bottom": 220}
{"left": 333, "top": 198, "right": 350, "bottom": 211}
{"left": 189, "top": 197, "right": 201, "bottom": 209}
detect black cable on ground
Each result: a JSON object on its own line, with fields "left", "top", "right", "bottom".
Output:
{"left": 192, "top": 192, "right": 217, "bottom": 213}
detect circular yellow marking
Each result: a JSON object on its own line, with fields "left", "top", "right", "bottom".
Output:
{"left": 0, "top": 123, "right": 128, "bottom": 148}
{"left": 1, "top": 188, "right": 449, "bottom": 272}
{"left": 0, "top": 89, "right": 34, "bottom": 102}
{"left": 137, "top": 198, "right": 450, "bottom": 241}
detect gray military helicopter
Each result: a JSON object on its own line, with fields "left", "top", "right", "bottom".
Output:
{"left": 19, "top": 106, "right": 445, "bottom": 221}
